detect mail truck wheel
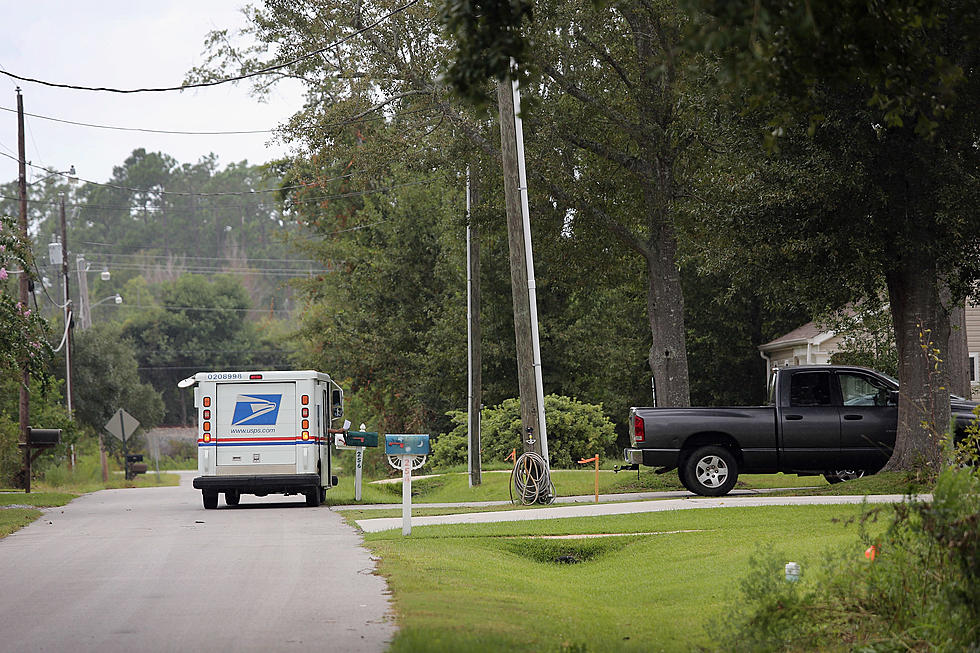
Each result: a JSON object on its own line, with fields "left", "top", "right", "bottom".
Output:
{"left": 305, "top": 486, "right": 322, "bottom": 507}
{"left": 203, "top": 490, "right": 218, "bottom": 509}
{"left": 225, "top": 490, "right": 241, "bottom": 506}
{"left": 682, "top": 446, "right": 739, "bottom": 496}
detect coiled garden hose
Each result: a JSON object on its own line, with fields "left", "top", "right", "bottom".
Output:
{"left": 510, "top": 451, "right": 556, "bottom": 505}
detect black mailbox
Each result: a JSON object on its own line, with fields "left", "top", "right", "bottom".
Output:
{"left": 27, "top": 428, "right": 61, "bottom": 447}
{"left": 130, "top": 463, "right": 148, "bottom": 475}
{"left": 126, "top": 454, "right": 144, "bottom": 463}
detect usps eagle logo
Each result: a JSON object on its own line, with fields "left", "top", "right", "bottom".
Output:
{"left": 231, "top": 394, "right": 283, "bottom": 426}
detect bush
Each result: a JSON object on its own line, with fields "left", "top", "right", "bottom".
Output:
{"left": 431, "top": 395, "right": 618, "bottom": 469}
{"left": 712, "top": 464, "right": 980, "bottom": 651}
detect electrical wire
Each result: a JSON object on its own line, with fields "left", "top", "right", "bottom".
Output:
{"left": 0, "top": 174, "right": 450, "bottom": 213}
{"left": 0, "top": 0, "right": 420, "bottom": 94}
{"left": 0, "top": 104, "right": 436, "bottom": 135}
{"left": 0, "top": 151, "right": 356, "bottom": 197}
{"left": 509, "top": 452, "right": 556, "bottom": 505}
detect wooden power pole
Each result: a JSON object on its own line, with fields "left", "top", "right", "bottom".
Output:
{"left": 496, "top": 79, "right": 545, "bottom": 459}
{"left": 16, "top": 88, "right": 31, "bottom": 491}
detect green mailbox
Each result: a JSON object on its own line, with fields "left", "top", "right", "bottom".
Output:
{"left": 345, "top": 431, "right": 379, "bottom": 447}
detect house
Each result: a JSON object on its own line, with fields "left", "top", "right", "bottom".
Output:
{"left": 760, "top": 304, "right": 980, "bottom": 394}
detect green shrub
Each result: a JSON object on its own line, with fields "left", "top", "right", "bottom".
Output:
{"left": 431, "top": 395, "right": 617, "bottom": 469}
{"left": 712, "top": 465, "right": 980, "bottom": 651}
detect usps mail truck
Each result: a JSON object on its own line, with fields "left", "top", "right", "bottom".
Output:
{"left": 179, "top": 370, "right": 345, "bottom": 509}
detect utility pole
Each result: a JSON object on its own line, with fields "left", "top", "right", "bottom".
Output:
{"left": 496, "top": 77, "right": 548, "bottom": 461}
{"left": 466, "top": 165, "right": 482, "bottom": 486}
{"left": 60, "top": 196, "right": 73, "bottom": 414}
{"left": 16, "top": 89, "right": 32, "bottom": 492}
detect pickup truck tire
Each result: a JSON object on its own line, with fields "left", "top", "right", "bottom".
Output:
{"left": 225, "top": 490, "right": 241, "bottom": 506}
{"left": 682, "top": 446, "right": 739, "bottom": 496}
{"left": 202, "top": 490, "right": 219, "bottom": 510}
{"left": 823, "top": 470, "right": 866, "bottom": 484}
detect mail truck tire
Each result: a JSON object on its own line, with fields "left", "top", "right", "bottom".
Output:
{"left": 318, "top": 486, "right": 327, "bottom": 503}
{"left": 203, "top": 490, "right": 219, "bottom": 509}
{"left": 682, "top": 446, "right": 738, "bottom": 496}
{"left": 225, "top": 490, "right": 241, "bottom": 506}
{"left": 305, "top": 486, "right": 322, "bottom": 507}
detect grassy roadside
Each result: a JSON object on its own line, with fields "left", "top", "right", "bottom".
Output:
{"left": 362, "top": 503, "right": 883, "bottom": 652}
{"left": 0, "top": 470, "right": 179, "bottom": 540}
{"left": 326, "top": 469, "right": 827, "bottom": 507}
{"left": 0, "top": 491, "right": 78, "bottom": 539}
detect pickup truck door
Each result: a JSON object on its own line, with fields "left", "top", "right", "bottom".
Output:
{"left": 778, "top": 370, "right": 842, "bottom": 471}
{"left": 836, "top": 371, "right": 897, "bottom": 470}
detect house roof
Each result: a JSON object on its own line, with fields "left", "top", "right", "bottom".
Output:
{"left": 759, "top": 321, "right": 834, "bottom": 351}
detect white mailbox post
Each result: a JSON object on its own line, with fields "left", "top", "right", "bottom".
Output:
{"left": 385, "top": 434, "right": 430, "bottom": 535}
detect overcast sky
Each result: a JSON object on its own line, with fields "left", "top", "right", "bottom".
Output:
{"left": 0, "top": 1, "right": 305, "bottom": 187}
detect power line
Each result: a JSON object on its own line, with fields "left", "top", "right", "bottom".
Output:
{"left": 98, "top": 302, "right": 297, "bottom": 313}
{"left": 0, "top": 151, "right": 356, "bottom": 197}
{"left": 0, "top": 104, "right": 436, "bottom": 136}
{"left": 0, "top": 0, "right": 420, "bottom": 94}
{"left": 74, "top": 250, "right": 322, "bottom": 264}
{"left": 0, "top": 174, "right": 450, "bottom": 213}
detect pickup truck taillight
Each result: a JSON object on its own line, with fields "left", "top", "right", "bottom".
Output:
{"left": 633, "top": 414, "right": 645, "bottom": 443}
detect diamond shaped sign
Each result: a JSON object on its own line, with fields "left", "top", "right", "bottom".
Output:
{"left": 104, "top": 408, "right": 140, "bottom": 442}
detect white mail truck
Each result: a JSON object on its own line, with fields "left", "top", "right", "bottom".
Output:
{"left": 178, "top": 370, "right": 346, "bottom": 509}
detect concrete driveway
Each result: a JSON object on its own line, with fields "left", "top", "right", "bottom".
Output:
{"left": 354, "top": 492, "right": 928, "bottom": 532}
{"left": 0, "top": 473, "right": 394, "bottom": 653}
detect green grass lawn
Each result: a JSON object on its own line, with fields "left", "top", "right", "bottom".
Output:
{"left": 0, "top": 509, "right": 41, "bottom": 538}
{"left": 326, "top": 468, "right": 828, "bottom": 507}
{"left": 363, "top": 503, "right": 884, "bottom": 653}
{"left": 0, "top": 491, "right": 77, "bottom": 539}
{"left": 33, "top": 472, "right": 180, "bottom": 494}
{"left": 0, "top": 491, "right": 77, "bottom": 508}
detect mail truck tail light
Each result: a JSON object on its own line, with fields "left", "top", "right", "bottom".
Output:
{"left": 203, "top": 422, "right": 211, "bottom": 432}
{"left": 302, "top": 432, "right": 310, "bottom": 440}
{"left": 249, "top": 374, "right": 263, "bottom": 380}
{"left": 302, "top": 419, "right": 309, "bottom": 429}
{"left": 203, "top": 396, "right": 211, "bottom": 407}
{"left": 301, "top": 395, "right": 309, "bottom": 405}
{"left": 203, "top": 409, "right": 211, "bottom": 420}
{"left": 302, "top": 407, "right": 309, "bottom": 418}
{"left": 633, "top": 415, "right": 645, "bottom": 443}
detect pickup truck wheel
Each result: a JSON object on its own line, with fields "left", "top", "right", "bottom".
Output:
{"left": 202, "top": 490, "right": 218, "bottom": 510}
{"left": 824, "top": 470, "right": 865, "bottom": 484}
{"left": 225, "top": 490, "right": 241, "bottom": 506}
{"left": 683, "top": 446, "right": 739, "bottom": 496}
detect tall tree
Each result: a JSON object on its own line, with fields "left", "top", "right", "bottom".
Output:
{"left": 191, "top": 0, "right": 716, "bottom": 406}
{"left": 684, "top": 0, "right": 980, "bottom": 472}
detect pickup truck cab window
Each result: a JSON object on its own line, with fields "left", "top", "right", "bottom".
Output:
{"left": 839, "top": 373, "right": 896, "bottom": 407}
{"left": 789, "top": 371, "right": 834, "bottom": 407}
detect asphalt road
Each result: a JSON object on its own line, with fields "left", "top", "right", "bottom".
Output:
{"left": 0, "top": 473, "right": 395, "bottom": 653}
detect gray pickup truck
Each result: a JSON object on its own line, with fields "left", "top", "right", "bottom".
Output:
{"left": 624, "top": 365, "right": 978, "bottom": 496}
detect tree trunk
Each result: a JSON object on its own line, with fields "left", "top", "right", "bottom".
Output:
{"left": 947, "top": 299, "right": 971, "bottom": 399}
{"left": 645, "top": 234, "right": 690, "bottom": 407}
{"left": 883, "top": 260, "right": 950, "bottom": 473}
